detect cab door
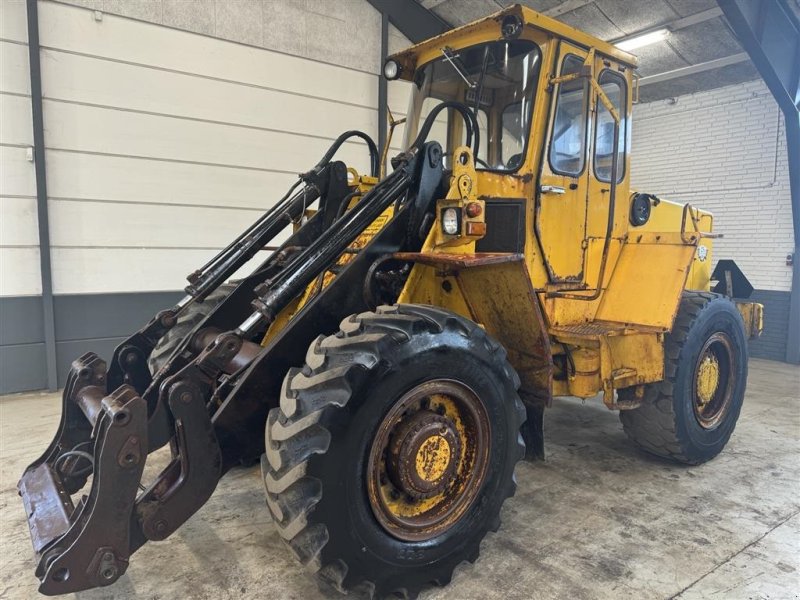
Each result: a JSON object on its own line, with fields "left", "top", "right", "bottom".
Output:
{"left": 584, "top": 56, "right": 630, "bottom": 290}
{"left": 536, "top": 43, "right": 591, "bottom": 285}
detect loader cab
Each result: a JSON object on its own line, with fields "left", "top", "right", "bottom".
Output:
{"left": 388, "top": 7, "right": 637, "bottom": 291}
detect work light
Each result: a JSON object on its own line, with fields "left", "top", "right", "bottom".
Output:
{"left": 383, "top": 59, "right": 401, "bottom": 80}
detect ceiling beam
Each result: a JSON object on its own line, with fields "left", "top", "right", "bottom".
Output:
{"left": 365, "top": 0, "right": 451, "bottom": 45}
{"left": 638, "top": 52, "right": 749, "bottom": 86}
{"left": 718, "top": 0, "right": 800, "bottom": 113}
{"left": 610, "top": 7, "right": 723, "bottom": 45}
{"left": 670, "top": 7, "right": 723, "bottom": 30}
{"left": 419, "top": 0, "right": 449, "bottom": 8}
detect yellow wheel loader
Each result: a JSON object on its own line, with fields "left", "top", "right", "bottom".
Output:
{"left": 19, "top": 4, "right": 763, "bottom": 598}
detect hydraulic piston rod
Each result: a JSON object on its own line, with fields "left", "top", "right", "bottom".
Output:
{"left": 248, "top": 158, "right": 416, "bottom": 326}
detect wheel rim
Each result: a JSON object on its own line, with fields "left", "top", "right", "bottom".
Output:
{"left": 692, "top": 332, "right": 736, "bottom": 429}
{"left": 366, "top": 379, "right": 491, "bottom": 542}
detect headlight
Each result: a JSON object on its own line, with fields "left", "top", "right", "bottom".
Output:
{"left": 442, "top": 208, "right": 460, "bottom": 235}
{"left": 383, "top": 59, "right": 401, "bottom": 80}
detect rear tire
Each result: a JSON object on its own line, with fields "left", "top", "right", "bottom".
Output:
{"left": 619, "top": 291, "right": 748, "bottom": 465}
{"left": 262, "top": 304, "right": 525, "bottom": 598}
{"left": 147, "top": 282, "right": 237, "bottom": 374}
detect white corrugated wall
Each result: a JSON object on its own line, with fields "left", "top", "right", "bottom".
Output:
{"left": 0, "top": 0, "right": 411, "bottom": 297}
{"left": 1, "top": 1, "right": 39, "bottom": 297}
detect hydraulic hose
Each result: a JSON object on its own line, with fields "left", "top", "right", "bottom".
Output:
{"left": 313, "top": 130, "right": 380, "bottom": 178}
{"left": 409, "top": 101, "right": 481, "bottom": 159}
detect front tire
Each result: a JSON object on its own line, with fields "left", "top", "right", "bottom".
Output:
{"left": 263, "top": 304, "right": 525, "bottom": 598}
{"left": 620, "top": 291, "right": 748, "bottom": 464}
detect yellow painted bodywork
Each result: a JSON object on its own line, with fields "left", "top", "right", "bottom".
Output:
{"left": 261, "top": 174, "right": 383, "bottom": 346}
{"left": 264, "top": 4, "right": 762, "bottom": 408}
{"left": 390, "top": 4, "right": 713, "bottom": 404}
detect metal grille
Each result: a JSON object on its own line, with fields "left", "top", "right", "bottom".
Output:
{"left": 475, "top": 201, "right": 525, "bottom": 253}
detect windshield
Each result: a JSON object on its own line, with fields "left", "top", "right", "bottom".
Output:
{"left": 402, "top": 39, "right": 541, "bottom": 171}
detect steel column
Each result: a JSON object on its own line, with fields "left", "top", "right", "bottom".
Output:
{"left": 26, "top": 0, "right": 58, "bottom": 389}
{"left": 785, "top": 118, "right": 800, "bottom": 364}
{"left": 718, "top": 0, "right": 800, "bottom": 363}
{"left": 378, "top": 10, "right": 388, "bottom": 158}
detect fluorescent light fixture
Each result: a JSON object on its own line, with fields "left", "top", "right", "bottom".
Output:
{"left": 615, "top": 29, "right": 670, "bottom": 51}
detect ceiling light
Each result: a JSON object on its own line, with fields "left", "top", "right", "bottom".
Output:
{"left": 615, "top": 29, "right": 670, "bottom": 52}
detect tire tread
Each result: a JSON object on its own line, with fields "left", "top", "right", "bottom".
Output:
{"left": 147, "top": 282, "right": 237, "bottom": 374}
{"left": 619, "top": 291, "right": 744, "bottom": 465}
{"left": 263, "top": 304, "right": 525, "bottom": 599}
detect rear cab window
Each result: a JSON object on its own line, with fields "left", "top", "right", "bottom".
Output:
{"left": 593, "top": 70, "right": 627, "bottom": 183}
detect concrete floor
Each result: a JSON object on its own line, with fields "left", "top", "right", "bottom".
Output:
{"left": 1, "top": 358, "right": 798, "bottom": 600}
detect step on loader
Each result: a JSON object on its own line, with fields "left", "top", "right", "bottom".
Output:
{"left": 19, "top": 4, "right": 763, "bottom": 598}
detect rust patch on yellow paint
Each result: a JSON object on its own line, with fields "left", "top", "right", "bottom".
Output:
{"left": 696, "top": 354, "right": 720, "bottom": 407}
{"left": 415, "top": 435, "right": 451, "bottom": 483}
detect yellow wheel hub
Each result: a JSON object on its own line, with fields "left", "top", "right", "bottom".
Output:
{"left": 696, "top": 354, "right": 720, "bottom": 406}
{"left": 367, "top": 381, "right": 490, "bottom": 541}
{"left": 415, "top": 435, "right": 452, "bottom": 482}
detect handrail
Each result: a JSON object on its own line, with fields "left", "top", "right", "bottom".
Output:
{"left": 680, "top": 203, "right": 722, "bottom": 244}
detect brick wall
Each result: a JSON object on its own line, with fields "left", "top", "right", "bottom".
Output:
{"left": 631, "top": 79, "right": 794, "bottom": 292}
{"left": 631, "top": 79, "right": 795, "bottom": 361}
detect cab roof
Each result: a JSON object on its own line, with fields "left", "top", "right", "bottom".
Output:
{"left": 387, "top": 3, "right": 639, "bottom": 80}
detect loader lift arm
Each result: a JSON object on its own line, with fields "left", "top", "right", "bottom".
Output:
{"left": 105, "top": 130, "right": 378, "bottom": 397}
{"left": 18, "top": 107, "right": 449, "bottom": 593}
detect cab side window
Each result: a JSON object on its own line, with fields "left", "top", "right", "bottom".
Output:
{"left": 501, "top": 102, "right": 524, "bottom": 167}
{"left": 548, "top": 54, "right": 588, "bottom": 176}
{"left": 593, "top": 70, "right": 627, "bottom": 183}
